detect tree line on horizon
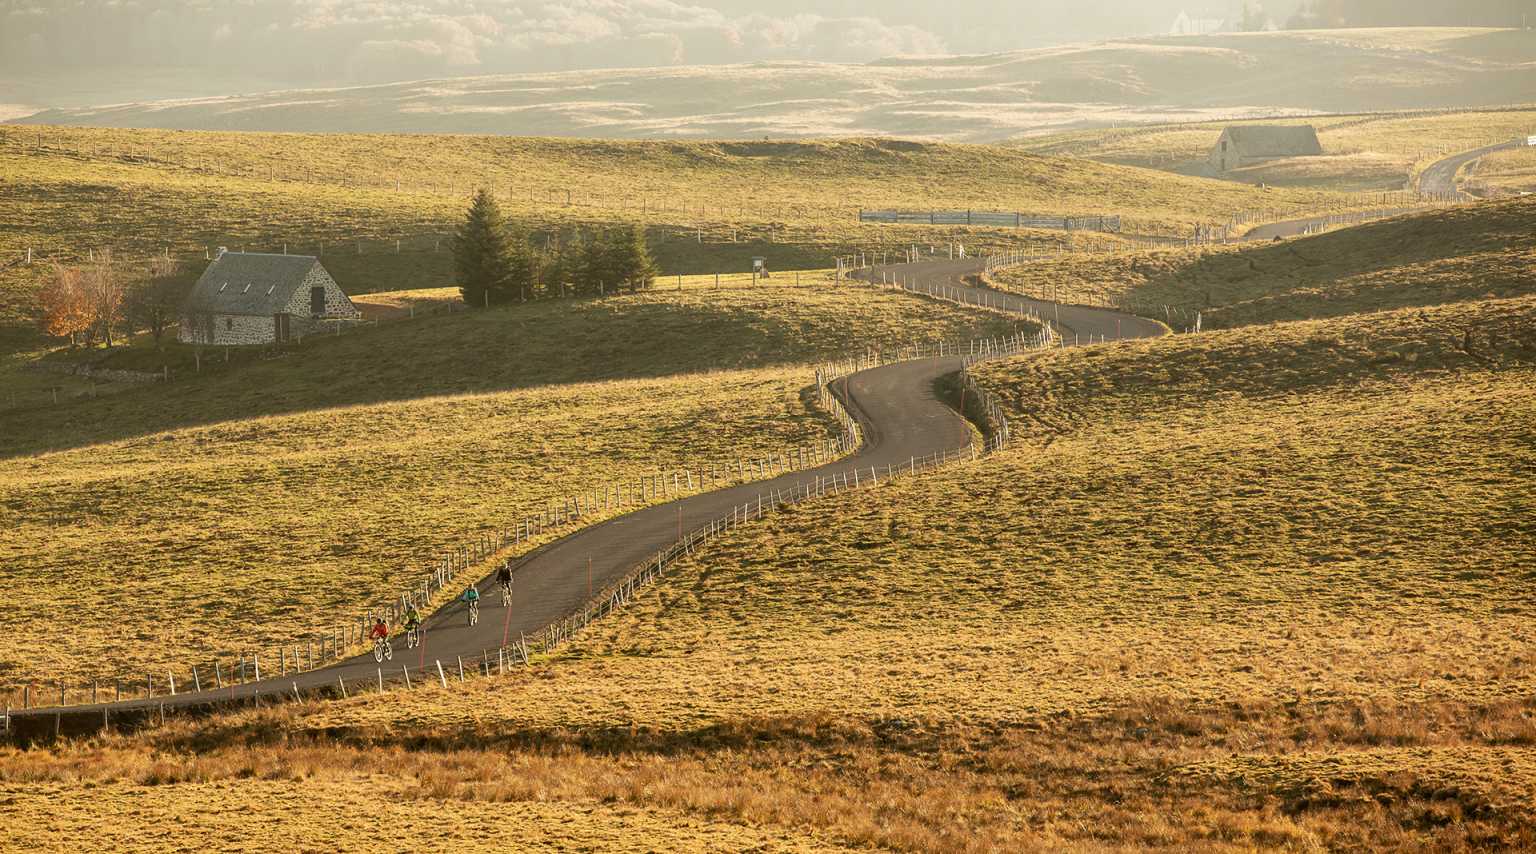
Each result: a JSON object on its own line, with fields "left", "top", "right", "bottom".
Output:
{"left": 451, "top": 189, "right": 659, "bottom": 308}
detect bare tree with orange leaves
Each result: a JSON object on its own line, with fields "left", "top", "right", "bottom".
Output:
{"left": 38, "top": 263, "right": 96, "bottom": 347}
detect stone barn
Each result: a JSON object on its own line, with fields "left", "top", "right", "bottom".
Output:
{"left": 1210, "top": 125, "right": 1324, "bottom": 173}
{"left": 1169, "top": 9, "right": 1234, "bottom": 35}
{"left": 178, "top": 251, "right": 360, "bottom": 346}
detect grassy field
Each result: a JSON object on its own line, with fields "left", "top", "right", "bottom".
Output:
{"left": 986, "top": 195, "right": 1536, "bottom": 328}
{"left": 0, "top": 768, "right": 867, "bottom": 854}
{"left": 1468, "top": 143, "right": 1536, "bottom": 195}
{"left": 0, "top": 367, "right": 840, "bottom": 701}
{"left": 1002, "top": 106, "right": 1536, "bottom": 190}
{"left": 4, "top": 294, "right": 1530, "bottom": 852}
{"left": 0, "top": 274, "right": 1025, "bottom": 458}
{"left": 0, "top": 272, "right": 1031, "bottom": 691}
{"left": 5, "top": 112, "right": 1533, "bottom": 851}
{"left": 0, "top": 129, "right": 1350, "bottom": 359}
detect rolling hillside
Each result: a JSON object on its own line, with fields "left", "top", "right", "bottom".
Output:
{"left": 1002, "top": 105, "right": 1536, "bottom": 191}
{"left": 0, "top": 127, "right": 1335, "bottom": 359}
{"left": 8, "top": 28, "right": 1535, "bottom": 142}
{"left": 7, "top": 254, "right": 1531, "bottom": 854}
{"left": 985, "top": 195, "right": 1536, "bottom": 329}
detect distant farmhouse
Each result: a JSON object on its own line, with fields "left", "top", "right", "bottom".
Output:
{"left": 1169, "top": 8, "right": 1278, "bottom": 34}
{"left": 1169, "top": 8, "right": 1235, "bottom": 34}
{"left": 1210, "top": 125, "right": 1324, "bottom": 172}
{"left": 178, "top": 250, "right": 360, "bottom": 346}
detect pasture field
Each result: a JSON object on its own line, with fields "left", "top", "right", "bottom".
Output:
{"left": 0, "top": 128, "right": 1337, "bottom": 356}
{"left": 986, "top": 195, "right": 1536, "bottom": 328}
{"left": 4, "top": 295, "right": 1531, "bottom": 853}
{"left": 0, "top": 274, "right": 1029, "bottom": 691}
{"left": 1468, "top": 143, "right": 1536, "bottom": 195}
{"left": 0, "top": 367, "right": 841, "bottom": 695}
{"left": 0, "top": 274, "right": 1025, "bottom": 458}
{"left": 1003, "top": 106, "right": 1536, "bottom": 190}
{"left": 0, "top": 768, "right": 865, "bottom": 854}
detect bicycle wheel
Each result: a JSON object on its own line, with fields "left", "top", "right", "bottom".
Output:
{"left": 469, "top": 602, "right": 479, "bottom": 625}
{"left": 383, "top": 641, "right": 393, "bottom": 661}
{"left": 373, "top": 641, "right": 383, "bottom": 662}
{"left": 502, "top": 584, "right": 511, "bottom": 606}
{"left": 407, "top": 628, "right": 418, "bottom": 649}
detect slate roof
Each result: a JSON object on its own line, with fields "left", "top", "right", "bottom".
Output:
{"left": 1225, "top": 125, "right": 1324, "bottom": 159}
{"left": 184, "top": 252, "right": 323, "bottom": 316}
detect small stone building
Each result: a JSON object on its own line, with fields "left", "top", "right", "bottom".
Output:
{"left": 1169, "top": 9, "right": 1234, "bottom": 35}
{"left": 178, "top": 251, "right": 359, "bottom": 346}
{"left": 1210, "top": 125, "right": 1324, "bottom": 172}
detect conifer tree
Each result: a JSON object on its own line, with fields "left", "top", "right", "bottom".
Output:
{"left": 450, "top": 188, "right": 515, "bottom": 306}
{"left": 577, "top": 228, "right": 616, "bottom": 296}
{"left": 539, "top": 233, "right": 579, "bottom": 298}
{"left": 610, "top": 223, "right": 659, "bottom": 293}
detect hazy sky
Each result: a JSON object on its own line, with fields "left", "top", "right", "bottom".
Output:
{"left": 1, "top": 1, "right": 1302, "bottom": 86}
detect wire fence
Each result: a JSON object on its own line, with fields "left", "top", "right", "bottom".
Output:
{"left": 1, "top": 421, "right": 861, "bottom": 714}
{"left": 859, "top": 210, "right": 1121, "bottom": 232}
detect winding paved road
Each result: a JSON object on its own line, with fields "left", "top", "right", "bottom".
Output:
{"left": 10, "top": 258, "right": 1166, "bottom": 736}
{"left": 1417, "top": 137, "right": 1529, "bottom": 199}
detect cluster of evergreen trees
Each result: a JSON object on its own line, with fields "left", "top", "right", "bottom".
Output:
{"left": 451, "top": 188, "right": 659, "bottom": 307}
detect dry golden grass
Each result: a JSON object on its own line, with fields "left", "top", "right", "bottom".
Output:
{"left": 1220, "top": 153, "right": 1412, "bottom": 193}
{"left": 1006, "top": 107, "right": 1536, "bottom": 187}
{"left": 0, "top": 273, "right": 1022, "bottom": 457}
{"left": 0, "top": 761, "right": 864, "bottom": 853}
{"left": 347, "top": 286, "right": 463, "bottom": 321}
{"left": 0, "top": 129, "right": 1318, "bottom": 359}
{"left": 987, "top": 195, "right": 1536, "bottom": 328}
{"left": 1469, "top": 144, "right": 1536, "bottom": 195}
{"left": 8, "top": 296, "right": 1526, "bottom": 852}
{"left": 0, "top": 367, "right": 841, "bottom": 696}
{"left": 7, "top": 194, "right": 1535, "bottom": 850}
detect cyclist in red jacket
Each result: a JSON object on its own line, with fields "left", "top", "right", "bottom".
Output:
{"left": 368, "top": 618, "right": 389, "bottom": 641}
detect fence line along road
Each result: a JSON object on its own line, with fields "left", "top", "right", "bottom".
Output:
{"left": 4, "top": 257, "right": 1168, "bottom": 741}
{"left": 860, "top": 210, "right": 1121, "bottom": 232}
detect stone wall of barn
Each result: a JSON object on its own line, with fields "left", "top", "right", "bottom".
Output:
{"left": 281, "top": 264, "right": 361, "bottom": 338}
{"left": 202, "top": 313, "right": 279, "bottom": 346}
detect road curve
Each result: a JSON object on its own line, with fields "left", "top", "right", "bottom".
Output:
{"left": 11, "top": 258, "right": 1165, "bottom": 731}
{"left": 1418, "top": 138, "right": 1528, "bottom": 198}
{"left": 858, "top": 257, "right": 1167, "bottom": 345}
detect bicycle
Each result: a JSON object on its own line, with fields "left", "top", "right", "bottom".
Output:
{"left": 468, "top": 599, "right": 479, "bottom": 626}
{"left": 373, "top": 636, "right": 393, "bottom": 662}
{"left": 500, "top": 581, "right": 512, "bottom": 607}
{"left": 405, "top": 625, "right": 420, "bottom": 649}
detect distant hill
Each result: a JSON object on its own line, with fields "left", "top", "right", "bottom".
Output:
{"left": 9, "top": 27, "right": 1536, "bottom": 142}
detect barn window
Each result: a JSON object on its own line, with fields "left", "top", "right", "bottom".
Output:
{"left": 1221, "top": 141, "right": 1227, "bottom": 152}
{"left": 226, "top": 318, "right": 233, "bottom": 330}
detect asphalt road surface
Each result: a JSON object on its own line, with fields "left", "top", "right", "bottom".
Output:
{"left": 10, "top": 258, "right": 1166, "bottom": 735}
{"left": 1417, "top": 137, "right": 1529, "bottom": 198}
